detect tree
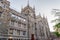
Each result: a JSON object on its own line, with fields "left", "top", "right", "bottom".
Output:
{"left": 52, "top": 9, "right": 60, "bottom": 37}
{"left": 54, "top": 23, "right": 60, "bottom": 31}
{"left": 53, "top": 23, "right": 60, "bottom": 37}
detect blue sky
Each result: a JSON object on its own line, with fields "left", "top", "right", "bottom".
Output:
{"left": 8, "top": 0, "right": 60, "bottom": 32}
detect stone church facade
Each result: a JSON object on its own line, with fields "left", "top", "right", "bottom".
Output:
{"left": 0, "top": 0, "right": 50, "bottom": 40}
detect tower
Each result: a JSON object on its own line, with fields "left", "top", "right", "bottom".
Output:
{"left": 20, "top": 0, "right": 36, "bottom": 39}
{"left": 21, "top": 0, "right": 35, "bottom": 18}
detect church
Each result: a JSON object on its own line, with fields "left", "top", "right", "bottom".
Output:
{"left": 0, "top": 0, "right": 50, "bottom": 40}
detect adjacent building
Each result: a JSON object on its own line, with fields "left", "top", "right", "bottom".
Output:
{"left": 0, "top": 0, "right": 50, "bottom": 40}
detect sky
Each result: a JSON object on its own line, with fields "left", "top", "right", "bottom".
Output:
{"left": 8, "top": 0, "right": 60, "bottom": 32}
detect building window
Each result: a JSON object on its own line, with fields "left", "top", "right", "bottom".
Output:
{"left": 0, "top": 12, "right": 2, "bottom": 17}
{"left": 17, "top": 30, "right": 20, "bottom": 35}
{"left": 11, "top": 20, "right": 15, "bottom": 25}
{"left": 9, "top": 28, "right": 13, "bottom": 34}
{"left": 3, "top": 5, "right": 5, "bottom": 8}
{"left": 11, "top": 22, "right": 14, "bottom": 25}
{"left": 18, "top": 22, "right": 21, "bottom": 27}
{"left": 21, "top": 24, "right": 23, "bottom": 27}
{"left": 23, "top": 31, "right": 26, "bottom": 35}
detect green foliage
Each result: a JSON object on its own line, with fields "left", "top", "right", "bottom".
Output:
{"left": 53, "top": 23, "right": 60, "bottom": 37}
{"left": 53, "top": 32, "right": 60, "bottom": 37}
{"left": 54, "top": 23, "right": 60, "bottom": 28}
{"left": 52, "top": 9, "right": 60, "bottom": 37}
